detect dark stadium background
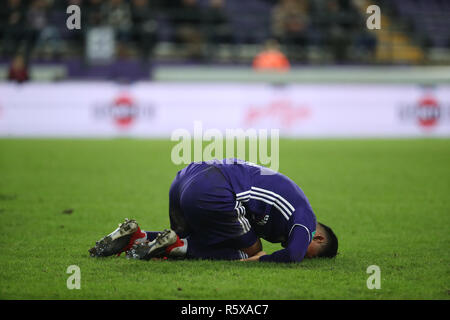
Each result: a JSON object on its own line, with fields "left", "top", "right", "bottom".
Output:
{"left": 1, "top": 0, "right": 449, "bottom": 80}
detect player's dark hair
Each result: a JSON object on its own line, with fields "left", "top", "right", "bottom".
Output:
{"left": 317, "top": 222, "right": 338, "bottom": 258}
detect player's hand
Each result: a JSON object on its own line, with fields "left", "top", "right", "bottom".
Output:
{"left": 240, "top": 251, "right": 266, "bottom": 261}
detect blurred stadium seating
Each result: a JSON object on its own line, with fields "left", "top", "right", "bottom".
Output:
{"left": 0, "top": 0, "right": 449, "bottom": 82}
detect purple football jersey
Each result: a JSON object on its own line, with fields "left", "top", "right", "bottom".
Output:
{"left": 209, "top": 159, "right": 317, "bottom": 262}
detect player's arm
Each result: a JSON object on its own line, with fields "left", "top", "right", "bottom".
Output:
{"left": 240, "top": 238, "right": 263, "bottom": 257}
{"left": 224, "top": 227, "right": 263, "bottom": 258}
{"left": 242, "top": 226, "right": 309, "bottom": 263}
{"left": 240, "top": 250, "right": 267, "bottom": 261}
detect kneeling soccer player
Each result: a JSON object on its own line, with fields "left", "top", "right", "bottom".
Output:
{"left": 89, "top": 159, "right": 338, "bottom": 263}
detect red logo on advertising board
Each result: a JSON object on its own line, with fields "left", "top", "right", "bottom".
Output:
{"left": 93, "top": 93, "right": 154, "bottom": 129}
{"left": 244, "top": 100, "right": 310, "bottom": 128}
{"left": 398, "top": 93, "right": 449, "bottom": 131}
{"left": 416, "top": 96, "right": 440, "bottom": 128}
{"left": 111, "top": 94, "right": 137, "bottom": 128}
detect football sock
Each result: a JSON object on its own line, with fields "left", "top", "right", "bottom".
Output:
{"left": 145, "top": 231, "right": 161, "bottom": 242}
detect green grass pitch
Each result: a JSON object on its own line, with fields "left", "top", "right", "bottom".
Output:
{"left": 0, "top": 138, "right": 449, "bottom": 300}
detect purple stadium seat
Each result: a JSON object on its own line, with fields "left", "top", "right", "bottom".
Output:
{"left": 388, "top": 0, "right": 450, "bottom": 47}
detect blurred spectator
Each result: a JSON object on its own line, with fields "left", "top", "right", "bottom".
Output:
{"left": 8, "top": 55, "right": 29, "bottom": 83}
{"left": 1, "top": 0, "right": 26, "bottom": 58}
{"left": 203, "top": 0, "right": 232, "bottom": 59}
{"left": 24, "top": 0, "right": 50, "bottom": 60}
{"left": 85, "top": 0, "right": 103, "bottom": 26}
{"left": 204, "top": 0, "right": 232, "bottom": 44}
{"left": 131, "top": 0, "right": 158, "bottom": 61}
{"left": 171, "top": 0, "right": 205, "bottom": 60}
{"left": 271, "top": 0, "right": 310, "bottom": 61}
{"left": 102, "top": 0, "right": 133, "bottom": 33}
{"left": 311, "top": 0, "right": 362, "bottom": 63}
{"left": 101, "top": 0, "right": 133, "bottom": 57}
{"left": 354, "top": 29, "right": 377, "bottom": 62}
{"left": 253, "top": 39, "right": 290, "bottom": 72}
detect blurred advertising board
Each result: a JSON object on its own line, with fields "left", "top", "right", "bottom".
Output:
{"left": 0, "top": 82, "right": 449, "bottom": 137}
